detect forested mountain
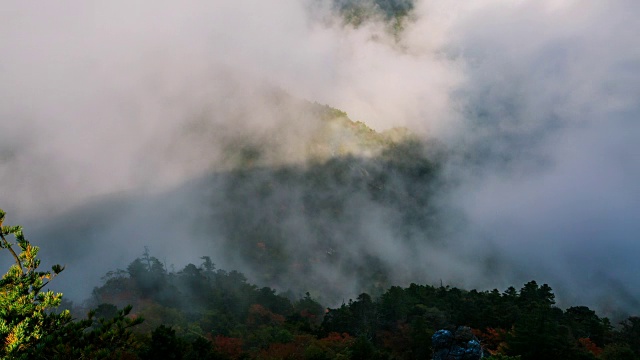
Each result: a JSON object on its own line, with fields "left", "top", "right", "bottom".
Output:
{"left": 210, "top": 127, "right": 446, "bottom": 300}
{"left": 35, "top": 95, "right": 456, "bottom": 306}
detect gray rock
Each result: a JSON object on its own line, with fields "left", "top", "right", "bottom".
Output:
{"left": 432, "top": 326, "right": 483, "bottom": 360}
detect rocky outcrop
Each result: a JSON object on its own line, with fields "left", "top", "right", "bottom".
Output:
{"left": 432, "top": 326, "right": 483, "bottom": 360}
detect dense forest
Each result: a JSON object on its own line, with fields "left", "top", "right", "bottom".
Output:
{"left": 1, "top": 209, "right": 639, "bottom": 359}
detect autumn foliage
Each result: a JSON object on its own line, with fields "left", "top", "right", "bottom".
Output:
{"left": 214, "top": 335, "right": 244, "bottom": 360}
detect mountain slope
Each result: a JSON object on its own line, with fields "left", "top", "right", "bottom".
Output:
{"left": 35, "top": 95, "right": 450, "bottom": 304}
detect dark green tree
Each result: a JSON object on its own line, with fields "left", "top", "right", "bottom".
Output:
{"left": 563, "top": 306, "right": 610, "bottom": 346}
{"left": 142, "top": 325, "right": 185, "bottom": 360}
{"left": 505, "top": 282, "right": 594, "bottom": 360}
{"left": 600, "top": 343, "right": 637, "bottom": 360}
{"left": 32, "top": 305, "right": 143, "bottom": 359}
{"left": 618, "top": 317, "right": 640, "bottom": 357}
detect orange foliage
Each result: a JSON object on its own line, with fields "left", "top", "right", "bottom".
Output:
{"left": 473, "top": 327, "right": 508, "bottom": 355}
{"left": 380, "top": 322, "right": 411, "bottom": 353}
{"left": 247, "top": 304, "right": 285, "bottom": 327}
{"left": 299, "top": 309, "right": 317, "bottom": 320}
{"left": 318, "top": 332, "right": 353, "bottom": 349}
{"left": 213, "top": 335, "right": 244, "bottom": 360}
{"left": 578, "top": 337, "right": 603, "bottom": 356}
{"left": 256, "top": 342, "right": 302, "bottom": 360}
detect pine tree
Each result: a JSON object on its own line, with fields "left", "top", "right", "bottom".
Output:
{"left": 0, "top": 208, "right": 68, "bottom": 358}
{"left": 0, "top": 208, "right": 143, "bottom": 359}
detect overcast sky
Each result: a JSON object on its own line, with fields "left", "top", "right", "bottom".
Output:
{"left": 1, "top": 1, "right": 639, "bottom": 312}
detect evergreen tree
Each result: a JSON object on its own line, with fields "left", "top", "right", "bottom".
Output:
{"left": 0, "top": 208, "right": 68, "bottom": 358}
{"left": 0, "top": 208, "right": 142, "bottom": 359}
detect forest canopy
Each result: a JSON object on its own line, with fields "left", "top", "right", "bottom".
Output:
{"left": 2, "top": 208, "right": 639, "bottom": 359}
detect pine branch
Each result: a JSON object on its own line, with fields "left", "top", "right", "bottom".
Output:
{"left": 0, "top": 231, "right": 23, "bottom": 274}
